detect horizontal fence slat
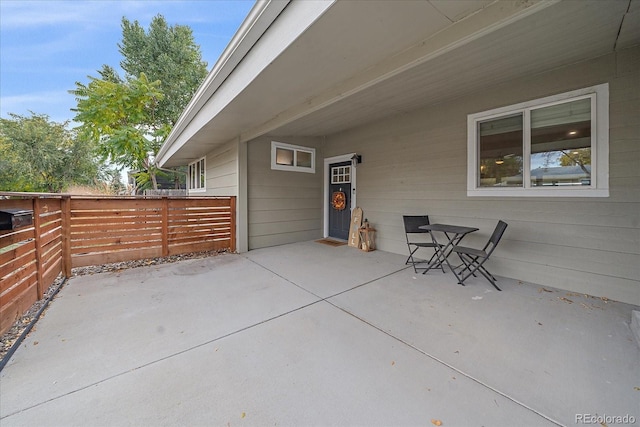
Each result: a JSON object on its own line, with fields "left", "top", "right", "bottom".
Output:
{"left": 170, "top": 227, "right": 230, "bottom": 236}
{"left": 0, "top": 240, "right": 36, "bottom": 270}
{"left": 0, "top": 282, "right": 38, "bottom": 334}
{"left": 1, "top": 262, "right": 37, "bottom": 294}
{"left": 0, "top": 199, "right": 32, "bottom": 210}
{"left": 1, "top": 268, "right": 37, "bottom": 301}
{"left": 0, "top": 250, "right": 36, "bottom": 282}
{"left": 168, "top": 198, "right": 232, "bottom": 208}
{"left": 40, "top": 227, "right": 62, "bottom": 249}
{"left": 42, "top": 244, "right": 62, "bottom": 271}
{"left": 42, "top": 258, "right": 62, "bottom": 288}
{"left": 72, "top": 247, "right": 163, "bottom": 268}
{"left": 70, "top": 199, "right": 164, "bottom": 210}
{"left": 168, "top": 207, "right": 231, "bottom": 214}
{"left": 71, "top": 240, "right": 163, "bottom": 255}
{"left": 40, "top": 217, "right": 62, "bottom": 234}
{"left": 71, "top": 227, "right": 162, "bottom": 240}
{"left": 70, "top": 217, "right": 163, "bottom": 226}
{"left": 38, "top": 199, "right": 62, "bottom": 215}
{"left": 41, "top": 235, "right": 62, "bottom": 255}
{"left": 72, "top": 234, "right": 163, "bottom": 248}
{"left": 71, "top": 210, "right": 162, "bottom": 218}
{"left": 170, "top": 222, "right": 230, "bottom": 231}
{"left": 169, "top": 233, "right": 230, "bottom": 245}
{"left": 169, "top": 213, "right": 231, "bottom": 220}
{"left": 0, "top": 228, "right": 36, "bottom": 248}
{"left": 168, "top": 240, "right": 230, "bottom": 255}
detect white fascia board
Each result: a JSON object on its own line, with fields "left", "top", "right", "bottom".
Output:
{"left": 157, "top": 0, "right": 335, "bottom": 167}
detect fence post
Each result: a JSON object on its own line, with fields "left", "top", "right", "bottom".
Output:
{"left": 161, "top": 197, "right": 169, "bottom": 257}
{"left": 61, "top": 195, "right": 72, "bottom": 277}
{"left": 32, "top": 197, "right": 44, "bottom": 299}
{"left": 229, "top": 196, "right": 236, "bottom": 253}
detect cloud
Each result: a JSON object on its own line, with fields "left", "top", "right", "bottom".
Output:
{"left": 0, "top": 1, "right": 252, "bottom": 29}
{"left": 0, "top": 90, "right": 78, "bottom": 123}
{"left": 1, "top": 1, "right": 106, "bottom": 28}
{"left": 0, "top": 1, "right": 254, "bottom": 125}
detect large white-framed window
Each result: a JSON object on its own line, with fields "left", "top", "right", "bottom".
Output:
{"left": 467, "top": 83, "right": 609, "bottom": 197}
{"left": 188, "top": 157, "right": 206, "bottom": 192}
{"left": 271, "top": 141, "right": 315, "bottom": 173}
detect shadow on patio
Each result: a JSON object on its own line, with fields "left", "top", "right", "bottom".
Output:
{"left": 1, "top": 241, "right": 638, "bottom": 426}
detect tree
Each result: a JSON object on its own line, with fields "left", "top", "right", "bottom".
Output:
{"left": 71, "top": 73, "right": 167, "bottom": 190}
{"left": 72, "top": 14, "right": 208, "bottom": 191}
{"left": 0, "top": 112, "right": 106, "bottom": 192}
{"left": 559, "top": 147, "right": 591, "bottom": 176}
{"left": 119, "top": 14, "right": 208, "bottom": 126}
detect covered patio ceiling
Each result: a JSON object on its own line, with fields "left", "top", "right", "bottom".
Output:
{"left": 159, "top": 0, "right": 639, "bottom": 167}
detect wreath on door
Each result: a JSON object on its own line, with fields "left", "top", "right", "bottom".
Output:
{"left": 332, "top": 191, "right": 346, "bottom": 210}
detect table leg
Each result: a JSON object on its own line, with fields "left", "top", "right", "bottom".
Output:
{"left": 421, "top": 232, "right": 446, "bottom": 274}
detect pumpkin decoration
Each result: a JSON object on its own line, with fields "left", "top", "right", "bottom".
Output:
{"left": 332, "top": 191, "right": 346, "bottom": 210}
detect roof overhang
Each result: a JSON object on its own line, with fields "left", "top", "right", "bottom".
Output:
{"left": 157, "top": 0, "right": 639, "bottom": 168}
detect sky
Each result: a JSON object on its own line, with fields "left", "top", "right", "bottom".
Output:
{"left": 0, "top": 0, "right": 255, "bottom": 124}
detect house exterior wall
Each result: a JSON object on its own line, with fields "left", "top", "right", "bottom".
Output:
{"left": 247, "top": 136, "right": 324, "bottom": 249}
{"left": 322, "top": 47, "right": 639, "bottom": 305}
{"left": 192, "top": 139, "right": 238, "bottom": 197}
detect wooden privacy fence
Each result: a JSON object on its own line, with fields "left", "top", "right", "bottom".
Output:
{"left": 0, "top": 194, "right": 236, "bottom": 335}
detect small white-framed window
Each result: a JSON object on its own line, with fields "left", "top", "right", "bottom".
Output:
{"left": 271, "top": 141, "right": 315, "bottom": 173}
{"left": 467, "top": 83, "right": 609, "bottom": 197}
{"left": 188, "top": 157, "right": 206, "bottom": 192}
{"left": 331, "top": 165, "right": 351, "bottom": 184}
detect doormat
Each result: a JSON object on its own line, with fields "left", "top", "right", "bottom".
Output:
{"left": 315, "top": 238, "right": 347, "bottom": 247}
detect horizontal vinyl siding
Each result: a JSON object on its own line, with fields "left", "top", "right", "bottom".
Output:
{"left": 247, "top": 136, "right": 323, "bottom": 249}
{"left": 197, "top": 139, "right": 238, "bottom": 197}
{"left": 324, "top": 47, "right": 640, "bottom": 305}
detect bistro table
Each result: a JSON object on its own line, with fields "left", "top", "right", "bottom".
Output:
{"left": 418, "top": 223, "right": 479, "bottom": 274}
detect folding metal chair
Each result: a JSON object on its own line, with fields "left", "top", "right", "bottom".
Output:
{"left": 451, "top": 220, "right": 508, "bottom": 291}
{"left": 403, "top": 215, "right": 444, "bottom": 273}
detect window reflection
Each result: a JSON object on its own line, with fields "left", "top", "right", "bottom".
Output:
{"left": 530, "top": 98, "right": 591, "bottom": 186}
{"left": 297, "top": 151, "right": 312, "bottom": 168}
{"left": 275, "top": 148, "right": 294, "bottom": 166}
{"left": 478, "top": 114, "right": 523, "bottom": 187}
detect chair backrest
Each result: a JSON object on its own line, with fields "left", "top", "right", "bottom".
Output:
{"left": 483, "top": 220, "right": 508, "bottom": 254}
{"left": 403, "top": 215, "right": 430, "bottom": 234}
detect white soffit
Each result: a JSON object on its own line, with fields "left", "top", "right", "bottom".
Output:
{"left": 158, "top": 0, "right": 498, "bottom": 166}
{"left": 159, "top": 0, "right": 637, "bottom": 167}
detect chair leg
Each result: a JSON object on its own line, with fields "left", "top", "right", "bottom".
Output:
{"left": 430, "top": 250, "right": 446, "bottom": 273}
{"left": 453, "top": 255, "right": 501, "bottom": 291}
{"left": 420, "top": 249, "right": 446, "bottom": 274}
{"left": 407, "top": 245, "right": 444, "bottom": 274}
{"left": 406, "top": 246, "right": 421, "bottom": 273}
{"left": 454, "top": 253, "right": 479, "bottom": 278}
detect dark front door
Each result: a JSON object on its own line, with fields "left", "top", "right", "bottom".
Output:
{"left": 328, "top": 161, "right": 352, "bottom": 240}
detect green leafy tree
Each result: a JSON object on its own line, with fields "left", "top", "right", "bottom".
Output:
{"left": 72, "top": 14, "right": 207, "bottom": 191}
{"left": 119, "top": 14, "right": 208, "bottom": 126}
{"left": 72, "top": 73, "right": 168, "bottom": 190}
{"left": 559, "top": 147, "right": 591, "bottom": 176}
{"left": 0, "top": 112, "right": 105, "bottom": 192}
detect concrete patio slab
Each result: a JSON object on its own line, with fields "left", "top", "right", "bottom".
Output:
{"left": 328, "top": 267, "right": 640, "bottom": 426}
{"left": 1, "top": 301, "right": 555, "bottom": 427}
{"left": 1, "top": 241, "right": 638, "bottom": 426}
{"left": 245, "top": 241, "right": 407, "bottom": 298}
{"left": 1, "top": 255, "right": 319, "bottom": 417}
